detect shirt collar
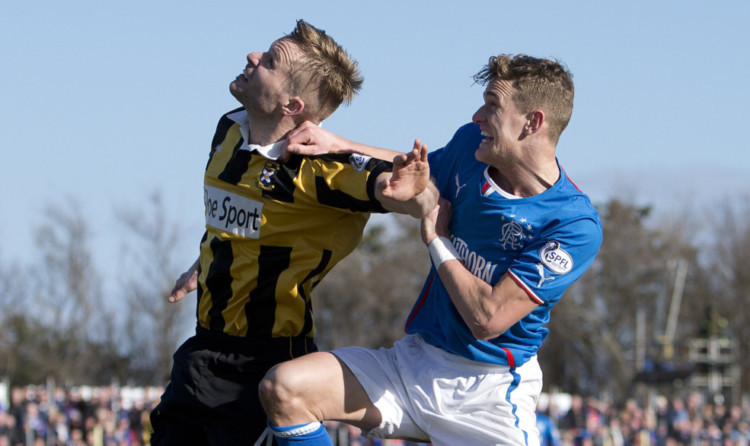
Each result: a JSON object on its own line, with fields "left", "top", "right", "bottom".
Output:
{"left": 226, "top": 109, "right": 285, "bottom": 161}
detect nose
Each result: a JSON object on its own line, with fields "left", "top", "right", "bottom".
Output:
{"left": 472, "top": 106, "right": 484, "bottom": 124}
{"left": 247, "top": 52, "right": 262, "bottom": 66}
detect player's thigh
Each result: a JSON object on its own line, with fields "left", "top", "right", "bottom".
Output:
{"left": 261, "top": 351, "right": 379, "bottom": 428}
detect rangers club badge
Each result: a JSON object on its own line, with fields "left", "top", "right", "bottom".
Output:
{"left": 256, "top": 161, "right": 279, "bottom": 191}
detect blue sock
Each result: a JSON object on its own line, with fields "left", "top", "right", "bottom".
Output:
{"left": 269, "top": 421, "right": 333, "bottom": 446}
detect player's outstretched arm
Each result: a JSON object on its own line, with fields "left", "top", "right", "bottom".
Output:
{"left": 375, "top": 139, "right": 437, "bottom": 218}
{"left": 285, "top": 121, "right": 398, "bottom": 161}
{"left": 168, "top": 258, "right": 199, "bottom": 303}
{"left": 421, "top": 199, "right": 538, "bottom": 340}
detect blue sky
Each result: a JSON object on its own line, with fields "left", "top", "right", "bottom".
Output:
{"left": 2, "top": 0, "right": 749, "bottom": 276}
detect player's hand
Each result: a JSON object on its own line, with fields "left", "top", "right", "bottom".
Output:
{"left": 376, "top": 139, "right": 431, "bottom": 202}
{"left": 169, "top": 263, "right": 198, "bottom": 303}
{"left": 421, "top": 197, "right": 452, "bottom": 245}
{"left": 284, "top": 121, "right": 345, "bottom": 158}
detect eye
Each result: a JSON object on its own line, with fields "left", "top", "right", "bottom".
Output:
{"left": 260, "top": 53, "right": 274, "bottom": 68}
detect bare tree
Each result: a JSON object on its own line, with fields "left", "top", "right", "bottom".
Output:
{"left": 707, "top": 196, "right": 750, "bottom": 393}
{"left": 313, "top": 214, "right": 431, "bottom": 351}
{"left": 29, "top": 199, "right": 108, "bottom": 384}
{"left": 117, "top": 192, "right": 192, "bottom": 384}
{"left": 540, "top": 199, "right": 702, "bottom": 401}
{"left": 0, "top": 258, "right": 29, "bottom": 383}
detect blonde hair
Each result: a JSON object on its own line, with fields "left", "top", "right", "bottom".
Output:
{"left": 285, "top": 20, "right": 363, "bottom": 121}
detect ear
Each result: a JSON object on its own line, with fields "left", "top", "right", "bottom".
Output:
{"left": 524, "top": 110, "right": 545, "bottom": 136}
{"left": 282, "top": 97, "right": 305, "bottom": 117}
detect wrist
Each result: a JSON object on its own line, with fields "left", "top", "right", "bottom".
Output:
{"left": 428, "top": 236, "right": 460, "bottom": 269}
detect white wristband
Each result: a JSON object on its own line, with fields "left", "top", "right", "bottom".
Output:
{"left": 428, "top": 236, "right": 460, "bottom": 268}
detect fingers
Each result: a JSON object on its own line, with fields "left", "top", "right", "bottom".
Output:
{"left": 394, "top": 139, "right": 427, "bottom": 166}
{"left": 286, "top": 121, "right": 315, "bottom": 154}
{"left": 288, "top": 120, "right": 315, "bottom": 142}
{"left": 375, "top": 176, "right": 390, "bottom": 193}
{"left": 278, "top": 140, "right": 292, "bottom": 162}
{"left": 421, "top": 198, "right": 453, "bottom": 244}
{"left": 168, "top": 276, "right": 190, "bottom": 303}
{"left": 168, "top": 288, "right": 184, "bottom": 303}
{"left": 418, "top": 140, "right": 429, "bottom": 161}
{"left": 391, "top": 152, "right": 408, "bottom": 166}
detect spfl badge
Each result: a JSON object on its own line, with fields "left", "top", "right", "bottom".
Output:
{"left": 539, "top": 240, "right": 573, "bottom": 274}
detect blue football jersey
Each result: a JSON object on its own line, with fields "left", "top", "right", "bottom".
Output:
{"left": 405, "top": 123, "right": 602, "bottom": 367}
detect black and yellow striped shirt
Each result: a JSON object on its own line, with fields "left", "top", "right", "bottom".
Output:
{"left": 197, "top": 108, "right": 390, "bottom": 340}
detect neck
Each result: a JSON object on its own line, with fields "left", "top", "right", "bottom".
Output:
{"left": 489, "top": 157, "right": 559, "bottom": 198}
{"left": 245, "top": 109, "right": 296, "bottom": 146}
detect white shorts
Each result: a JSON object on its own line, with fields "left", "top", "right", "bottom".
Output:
{"left": 333, "top": 334, "right": 542, "bottom": 446}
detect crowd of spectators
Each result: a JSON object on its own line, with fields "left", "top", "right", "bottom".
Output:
{"left": 2, "top": 383, "right": 750, "bottom": 445}
{"left": 539, "top": 392, "right": 750, "bottom": 446}
{"left": 0, "top": 384, "right": 161, "bottom": 446}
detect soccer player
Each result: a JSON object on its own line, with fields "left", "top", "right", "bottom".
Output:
{"left": 257, "top": 54, "right": 603, "bottom": 446}
{"left": 149, "top": 20, "right": 437, "bottom": 446}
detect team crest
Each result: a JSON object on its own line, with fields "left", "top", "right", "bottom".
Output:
{"left": 498, "top": 214, "right": 532, "bottom": 250}
{"left": 539, "top": 240, "right": 573, "bottom": 274}
{"left": 256, "top": 161, "right": 279, "bottom": 191}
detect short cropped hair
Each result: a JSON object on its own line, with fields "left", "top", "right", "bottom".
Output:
{"left": 473, "top": 54, "right": 574, "bottom": 144}
{"left": 285, "top": 20, "right": 363, "bottom": 121}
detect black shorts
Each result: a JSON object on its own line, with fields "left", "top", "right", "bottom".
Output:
{"left": 150, "top": 327, "right": 317, "bottom": 446}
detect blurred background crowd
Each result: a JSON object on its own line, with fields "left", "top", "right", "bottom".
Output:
{"left": 3, "top": 383, "right": 750, "bottom": 446}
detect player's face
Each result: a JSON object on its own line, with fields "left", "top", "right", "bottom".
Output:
{"left": 472, "top": 80, "right": 528, "bottom": 166}
{"left": 230, "top": 38, "right": 302, "bottom": 116}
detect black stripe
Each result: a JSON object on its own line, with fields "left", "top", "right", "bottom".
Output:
{"left": 297, "top": 249, "right": 332, "bottom": 336}
{"left": 313, "top": 154, "right": 391, "bottom": 213}
{"left": 205, "top": 237, "right": 234, "bottom": 331}
{"left": 195, "top": 232, "right": 208, "bottom": 320}
{"left": 262, "top": 155, "right": 301, "bottom": 203}
{"left": 315, "top": 175, "right": 387, "bottom": 213}
{"left": 246, "top": 245, "right": 292, "bottom": 336}
{"left": 211, "top": 110, "right": 241, "bottom": 152}
{"left": 207, "top": 109, "right": 242, "bottom": 170}
{"left": 217, "top": 139, "right": 250, "bottom": 185}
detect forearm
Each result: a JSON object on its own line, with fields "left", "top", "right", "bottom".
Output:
{"left": 336, "top": 139, "right": 400, "bottom": 161}
{"left": 433, "top": 256, "right": 500, "bottom": 340}
{"left": 429, "top": 239, "right": 535, "bottom": 340}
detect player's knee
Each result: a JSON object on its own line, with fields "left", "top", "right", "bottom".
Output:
{"left": 258, "top": 363, "right": 305, "bottom": 420}
{"left": 258, "top": 365, "right": 282, "bottom": 410}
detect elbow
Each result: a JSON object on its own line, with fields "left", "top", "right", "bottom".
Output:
{"left": 470, "top": 327, "right": 500, "bottom": 341}
{"left": 467, "top": 319, "right": 503, "bottom": 341}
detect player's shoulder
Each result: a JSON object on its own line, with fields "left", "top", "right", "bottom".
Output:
{"left": 433, "top": 123, "right": 482, "bottom": 163}
{"left": 309, "top": 152, "right": 391, "bottom": 174}
{"left": 546, "top": 175, "right": 602, "bottom": 233}
{"left": 220, "top": 106, "right": 245, "bottom": 120}
{"left": 452, "top": 122, "right": 482, "bottom": 142}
